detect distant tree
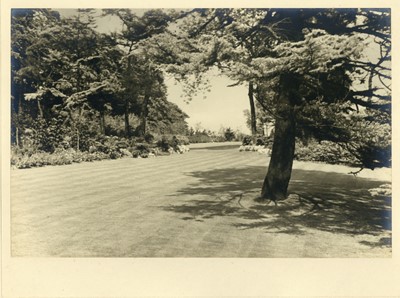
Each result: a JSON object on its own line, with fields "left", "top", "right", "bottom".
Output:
{"left": 224, "top": 127, "right": 235, "bottom": 141}
{"left": 12, "top": 9, "right": 127, "bottom": 150}
{"left": 102, "top": 9, "right": 173, "bottom": 136}
{"left": 11, "top": 9, "right": 62, "bottom": 146}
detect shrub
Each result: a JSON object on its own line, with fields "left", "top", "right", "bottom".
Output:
{"left": 257, "top": 135, "right": 273, "bottom": 147}
{"left": 130, "top": 143, "right": 152, "bottom": 158}
{"left": 11, "top": 133, "right": 192, "bottom": 167}
{"left": 115, "top": 139, "right": 129, "bottom": 149}
{"left": 242, "top": 136, "right": 252, "bottom": 145}
{"left": 144, "top": 133, "right": 155, "bottom": 143}
{"left": 131, "top": 149, "right": 150, "bottom": 158}
{"left": 11, "top": 148, "right": 110, "bottom": 169}
{"left": 109, "top": 151, "right": 122, "bottom": 159}
{"left": 188, "top": 134, "right": 213, "bottom": 143}
{"left": 174, "top": 135, "right": 190, "bottom": 145}
{"left": 135, "top": 143, "right": 150, "bottom": 153}
{"left": 119, "top": 148, "right": 132, "bottom": 157}
{"left": 156, "top": 136, "right": 171, "bottom": 152}
{"left": 91, "top": 135, "right": 132, "bottom": 159}
{"left": 294, "top": 140, "right": 358, "bottom": 165}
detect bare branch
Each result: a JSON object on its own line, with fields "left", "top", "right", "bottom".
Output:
{"left": 348, "top": 167, "right": 364, "bottom": 176}
{"left": 227, "top": 81, "right": 242, "bottom": 87}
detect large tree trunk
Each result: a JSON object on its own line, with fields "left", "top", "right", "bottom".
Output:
{"left": 260, "top": 76, "right": 298, "bottom": 201}
{"left": 248, "top": 82, "right": 257, "bottom": 137}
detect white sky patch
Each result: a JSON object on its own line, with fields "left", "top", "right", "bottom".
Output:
{"left": 167, "top": 75, "right": 250, "bottom": 133}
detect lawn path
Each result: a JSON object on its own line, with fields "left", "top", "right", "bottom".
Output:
{"left": 11, "top": 142, "right": 391, "bottom": 257}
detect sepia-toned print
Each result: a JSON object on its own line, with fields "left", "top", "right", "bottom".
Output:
{"left": 10, "top": 8, "right": 391, "bottom": 257}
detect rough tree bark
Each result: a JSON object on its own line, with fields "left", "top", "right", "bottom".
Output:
{"left": 260, "top": 75, "right": 298, "bottom": 201}
{"left": 248, "top": 82, "right": 257, "bottom": 138}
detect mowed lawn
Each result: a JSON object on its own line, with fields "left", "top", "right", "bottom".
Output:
{"left": 11, "top": 142, "right": 391, "bottom": 257}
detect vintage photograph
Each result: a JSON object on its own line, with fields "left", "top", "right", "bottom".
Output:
{"left": 10, "top": 8, "right": 391, "bottom": 258}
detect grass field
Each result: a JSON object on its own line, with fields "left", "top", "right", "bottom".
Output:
{"left": 11, "top": 142, "right": 391, "bottom": 257}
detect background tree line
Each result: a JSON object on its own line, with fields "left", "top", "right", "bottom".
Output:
{"left": 11, "top": 9, "right": 191, "bottom": 157}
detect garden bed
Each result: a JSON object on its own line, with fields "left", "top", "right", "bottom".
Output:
{"left": 11, "top": 134, "right": 191, "bottom": 169}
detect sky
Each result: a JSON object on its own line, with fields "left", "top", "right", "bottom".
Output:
{"left": 58, "top": 9, "right": 251, "bottom": 134}
{"left": 166, "top": 73, "right": 250, "bottom": 133}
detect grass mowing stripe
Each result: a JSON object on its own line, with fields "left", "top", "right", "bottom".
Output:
{"left": 17, "top": 167, "right": 199, "bottom": 214}
{"left": 11, "top": 148, "right": 268, "bottom": 187}
{"left": 11, "top": 151, "right": 263, "bottom": 214}
{"left": 11, "top": 150, "right": 261, "bottom": 189}
{"left": 9, "top": 151, "right": 220, "bottom": 186}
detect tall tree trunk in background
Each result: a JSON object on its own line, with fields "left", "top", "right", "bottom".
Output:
{"left": 37, "top": 99, "right": 44, "bottom": 118}
{"left": 124, "top": 98, "right": 130, "bottom": 137}
{"left": 260, "top": 75, "right": 298, "bottom": 201}
{"left": 124, "top": 54, "right": 133, "bottom": 138}
{"left": 248, "top": 82, "right": 257, "bottom": 139}
{"left": 99, "top": 110, "right": 106, "bottom": 135}
{"left": 66, "top": 108, "right": 80, "bottom": 151}
{"left": 139, "top": 91, "right": 150, "bottom": 136}
{"left": 14, "top": 85, "right": 24, "bottom": 148}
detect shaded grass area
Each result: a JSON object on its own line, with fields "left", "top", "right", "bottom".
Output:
{"left": 164, "top": 166, "right": 391, "bottom": 247}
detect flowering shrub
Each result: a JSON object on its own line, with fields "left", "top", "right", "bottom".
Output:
{"left": 11, "top": 148, "right": 109, "bottom": 169}
{"left": 241, "top": 135, "right": 272, "bottom": 147}
{"left": 174, "top": 135, "right": 190, "bottom": 145}
{"left": 242, "top": 136, "right": 252, "bottom": 146}
{"left": 155, "top": 135, "right": 190, "bottom": 152}
{"left": 156, "top": 136, "right": 171, "bottom": 152}
{"left": 11, "top": 133, "right": 193, "bottom": 168}
{"left": 239, "top": 145, "right": 271, "bottom": 155}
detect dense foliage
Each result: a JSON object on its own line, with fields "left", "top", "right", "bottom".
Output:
{"left": 11, "top": 9, "right": 193, "bottom": 167}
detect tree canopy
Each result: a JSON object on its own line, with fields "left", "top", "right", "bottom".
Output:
{"left": 11, "top": 8, "right": 189, "bottom": 151}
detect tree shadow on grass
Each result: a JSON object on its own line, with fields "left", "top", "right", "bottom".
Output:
{"left": 163, "top": 166, "right": 391, "bottom": 246}
{"left": 163, "top": 166, "right": 267, "bottom": 222}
